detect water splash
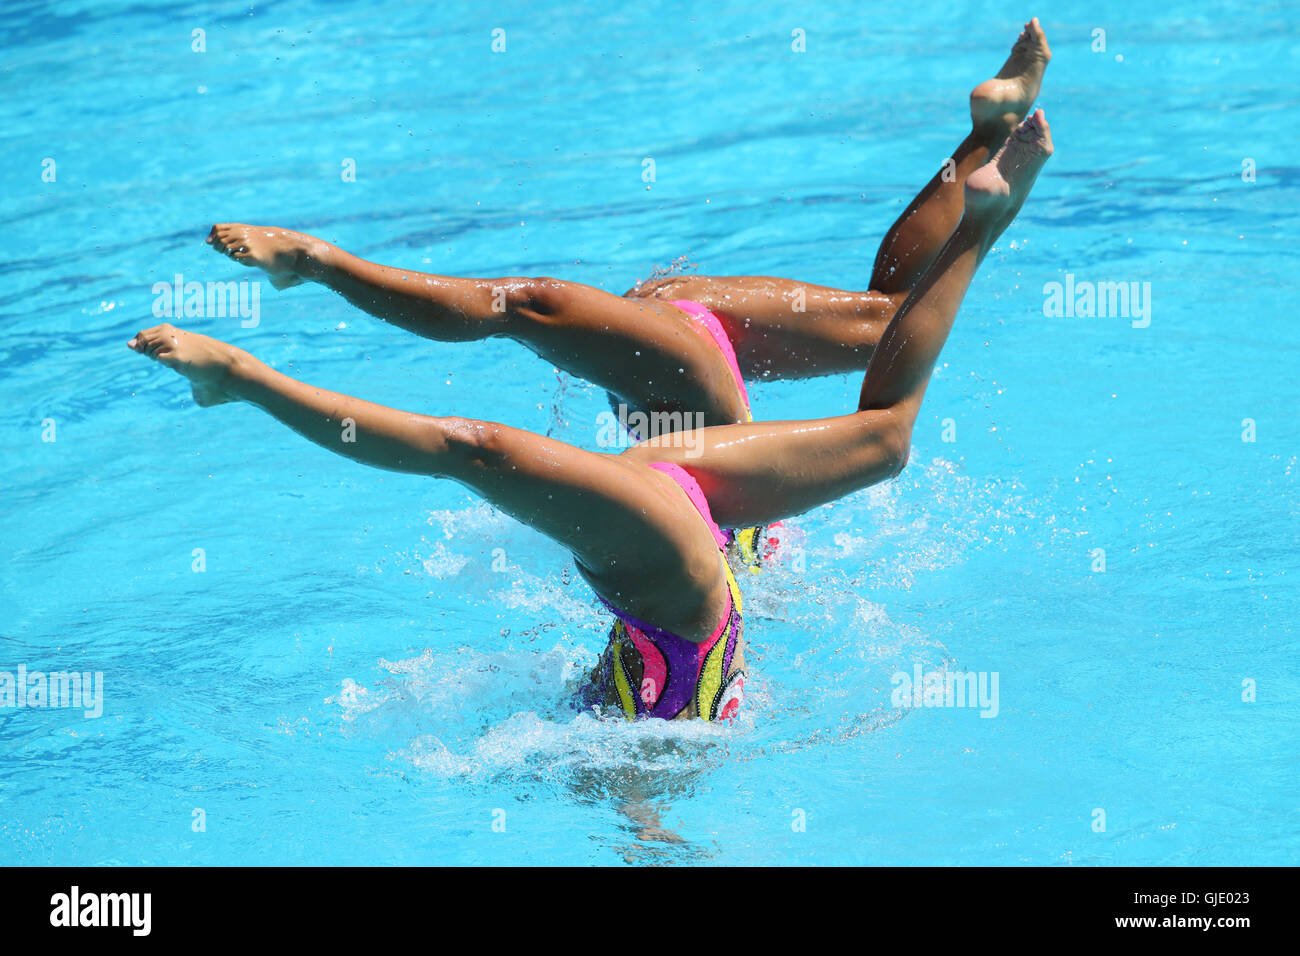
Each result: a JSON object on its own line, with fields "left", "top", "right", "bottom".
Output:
{"left": 629, "top": 254, "right": 698, "bottom": 291}
{"left": 328, "top": 454, "right": 1065, "bottom": 791}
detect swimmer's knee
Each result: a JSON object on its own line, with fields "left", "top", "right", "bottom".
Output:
{"left": 494, "top": 276, "right": 570, "bottom": 319}
{"left": 468, "top": 278, "right": 563, "bottom": 329}
{"left": 433, "top": 417, "right": 512, "bottom": 471}
{"left": 880, "top": 418, "right": 912, "bottom": 478}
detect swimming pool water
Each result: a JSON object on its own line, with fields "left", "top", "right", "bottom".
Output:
{"left": 1, "top": 0, "right": 1296, "bottom": 865}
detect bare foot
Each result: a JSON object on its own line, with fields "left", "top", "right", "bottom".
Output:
{"left": 206, "top": 223, "right": 319, "bottom": 290}
{"left": 963, "top": 108, "right": 1054, "bottom": 228}
{"left": 970, "top": 18, "right": 1051, "bottom": 138}
{"left": 128, "top": 323, "right": 244, "bottom": 407}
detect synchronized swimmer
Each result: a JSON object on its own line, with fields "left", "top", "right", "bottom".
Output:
{"left": 130, "top": 21, "right": 1054, "bottom": 723}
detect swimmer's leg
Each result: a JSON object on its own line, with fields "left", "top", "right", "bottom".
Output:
{"left": 623, "top": 112, "right": 1054, "bottom": 529}
{"left": 206, "top": 224, "right": 748, "bottom": 425}
{"left": 127, "top": 322, "right": 732, "bottom": 641}
{"left": 622, "top": 19, "right": 1050, "bottom": 379}
{"left": 869, "top": 18, "right": 1050, "bottom": 295}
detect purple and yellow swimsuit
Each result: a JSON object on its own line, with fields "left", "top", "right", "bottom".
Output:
{"left": 580, "top": 462, "right": 747, "bottom": 722}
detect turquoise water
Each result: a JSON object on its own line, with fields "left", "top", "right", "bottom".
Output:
{"left": 2, "top": 0, "right": 1296, "bottom": 865}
